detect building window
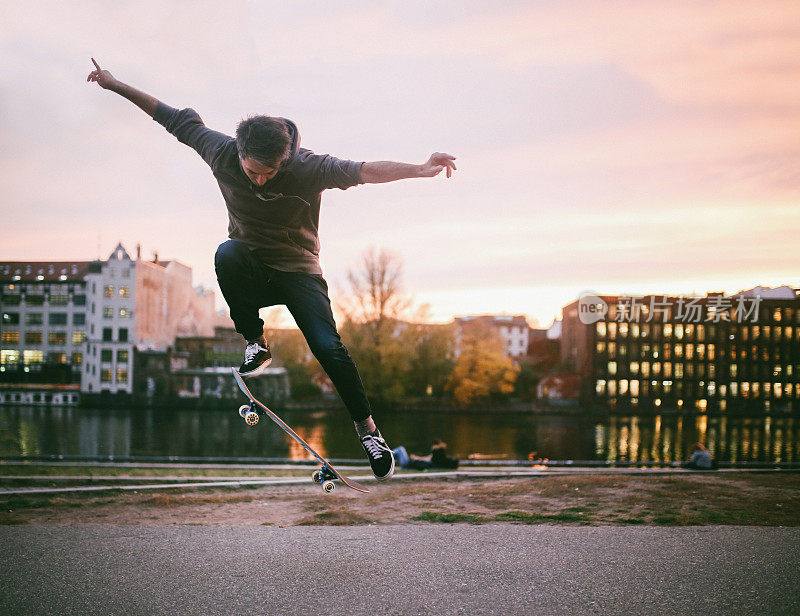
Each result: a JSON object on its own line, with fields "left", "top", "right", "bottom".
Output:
{"left": 48, "top": 352, "right": 67, "bottom": 364}
{"left": 119, "top": 328, "right": 128, "bottom": 342}
{"left": 1, "top": 331, "right": 19, "bottom": 343}
{"left": 2, "top": 295, "right": 21, "bottom": 306}
{"left": 71, "top": 352, "right": 83, "bottom": 364}
{"left": 101, "top": 349, "right": 113, "bottom": 363}
{"left": 50, "top": 294, "right": 69, "bottom": 305}
{"left": 72, "top": 331, "right": 86, "bottom": 345}
{"left": 103, "top": 328, "right": 113, "bottom": 341}
{"left": 117, "top": 369, "right": 128, "bottom": 383}
{"left": 48, "top": 332, "right": 67, "bottom": 345}
{"left": 103, "top": 307, "right": 114, "bottom": 319}
{"left": 73, "top": 294, "right": 86, "bottom": 306}
{"left": 101, "top": 369, "right": 113, "bottom": 382}
{"left": 26, "top": 294, "right": 44, "bottom": 306}
{"left": 607, "top": 361, "right": 617, "bottom": 375}
{"left": 119, "top": 286, "right": 130, "bottom": 298}
{"left": 1, "top": 350, "right": 20, "bottom": 364}
{"left": 104, "top": 285, "right": 114, "bottom": 298}
{"left": 49, "top": 313, "right": 68, "bottom": 325}
{"left": 25, "top": 313, "right": 43, "bottom": 326}
{"left": 596, "top": 322, "right": 607, "bottom": 337}
{"left": 596, "top": 379, "right": 606, "bottom": 395}
{"left": 3, "top": 312, "right": 20, "bottom": 325}
{"left": 119, "top": 307, "right": 131, "bottom": 319}
{"left": 73, "top": 313, "right": 86, "bottom": 326}
{"left": 117, "top": 349, "right": 129, "bottom": 363}
{"left": 25, "top": 331, "right": 43, "bottom": 344}
{"left": 23, "top": 350, "right": 43, "bottom": 364}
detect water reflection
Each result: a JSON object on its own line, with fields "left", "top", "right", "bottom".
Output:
{"left": 0, "top": 405, "right": 798, "bottom": 463}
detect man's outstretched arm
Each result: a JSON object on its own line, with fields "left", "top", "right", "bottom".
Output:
{"left": 87, "top": 58, "right": 159, "bottom": 117}
{"left": 360, "top": 153, "right": 457, "bottom": 184}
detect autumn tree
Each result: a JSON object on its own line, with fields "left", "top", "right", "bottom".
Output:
{"left": 448, "top": 321, "right": 520, "bottom": 406}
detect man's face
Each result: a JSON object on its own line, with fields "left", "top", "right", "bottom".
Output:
{"left": 240, "top": 156, "right": 280, "bottom": 186}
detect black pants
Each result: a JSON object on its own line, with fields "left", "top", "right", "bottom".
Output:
{"left": 215, "top": 239, "right": 372, "bottom": 422}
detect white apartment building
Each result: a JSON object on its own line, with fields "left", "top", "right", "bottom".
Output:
{"left": 454, "top": 315, "right": 532, "bottom": 359}
{"left": 0, "top": 243, "right": 218, "bottom": 398}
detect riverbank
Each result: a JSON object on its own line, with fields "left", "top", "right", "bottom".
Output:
{"left": 2, "top": 470, "right": 798, "bottom": 527}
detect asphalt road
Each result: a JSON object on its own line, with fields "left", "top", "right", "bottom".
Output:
{"left": 1, "top": 525, "right": 799, "bottom": 616}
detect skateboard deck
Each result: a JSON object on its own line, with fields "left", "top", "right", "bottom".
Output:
{"left": 232, "top": 368, "right": 370, "bottom": 493}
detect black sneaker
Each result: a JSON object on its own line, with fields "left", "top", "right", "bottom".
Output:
{"left": 238, "top": 340, "right": 272, "bottom": 377}
{"left": 360, "top": 431, "right": 395, "bottom": 481}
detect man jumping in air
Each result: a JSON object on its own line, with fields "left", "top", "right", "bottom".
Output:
{"left": 87, "top": 58, "right": 456, "bottom": 481}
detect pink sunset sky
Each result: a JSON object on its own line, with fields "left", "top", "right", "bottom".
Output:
{"left": 1, "top": 1, "right": 798, "bottom": 328}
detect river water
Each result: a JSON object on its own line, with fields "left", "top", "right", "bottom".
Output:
{"left": 1, "top": 405, "right": 797, "bottom": 464}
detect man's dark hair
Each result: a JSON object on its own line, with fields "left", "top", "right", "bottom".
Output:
{"left": 235, "top": 115, "right": 291, "bottom": 166}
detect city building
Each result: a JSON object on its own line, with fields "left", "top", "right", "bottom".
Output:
{"left": 0, "top": 243, "right": 220, "bottom": 401}
{"left": 454, "top": 315, "right": 531, "bottom": 359}
{"left": 560, "top": 287, "right": 800, "bottom": 413}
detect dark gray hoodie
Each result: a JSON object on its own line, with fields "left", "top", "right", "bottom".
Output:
{"left": 153, "top": 102, "right": 364, "bottom": 275}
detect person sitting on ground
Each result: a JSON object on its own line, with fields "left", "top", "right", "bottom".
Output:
{"left": 686, "top": 442, "right": 715, "bottom": 470}
{"left": 393, "top": 439, "right": 459, "bottom": 470}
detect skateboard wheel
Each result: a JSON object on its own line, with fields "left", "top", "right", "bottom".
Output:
{"left": 312, "top": 470, "right": 324, "bottom": 483}
{"left": 238, "top": 404, "right": 250, "bottom": 418}
{"left": 322, "top": 480, "right": 335, "bottom": 493}
{"left": 244, "top": 411, "right": 259, "bottom": 426}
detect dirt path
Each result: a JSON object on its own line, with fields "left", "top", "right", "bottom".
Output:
{"left": 3, "top": 472, "right": 799, "bottom": 527}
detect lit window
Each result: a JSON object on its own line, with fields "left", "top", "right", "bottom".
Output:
{"left": 101, "top": 369, "right": 113, "bottom": 382}
{"left": 119, "top": 307, "right": 130, "bottom": 319}
{"left": 117, "top": 349, "right": 129, "bottom": 363}
{"left": 663, "top": 324, "right": 672, "bottom": 337}
{"left": 71, "top": 352, "right": 83, "bottom": 364}
{"left": 104, "top": 307, "right": 114, "bottom": 319}
{"left": 23, "top": 350, "right": 43, "bottom": 364}
{"left": 49, "top": 294, "right": 69, "bottom": 305}
{"left": 117, "top": 369, "right": 128, "bottom": 383}
{"left": 619, "top": 323, "right": 629, "bottom": 337}
{"left": 674, "top": 363, "right": 683, "bottom": 378}
{"left": 119, "top": 286, "right": 130, "bottom": 298}
{"left": 596, "top": 379, "right": 606, "bottom": 395}
{"left": 48, "top": 332, "right": 67, "bottom": 345}
{"left": 675, "top": 324, "right": 683, "bottom": 340}
{"left": 607, "top": 361, "right": 617, "bottom": 375}
{"left": 629, "top": 361, "right": 639, "bottom": 374}
{"left": 630, "top": 380, "right": 639, "bottom": 396}
{"left": 25, "top": 331, "right": 42, "bottom": 344}
{"left": 1, "top": 331, "right": 19, "bottom": 343}
{"left": 1, "top": 350, "right": 20, "bottom": 364}
{"left": 72, "top": 331, "right": 86, "bottom": 345}
{"left": 104, "top": 285, "right": 114, "bottom": 298}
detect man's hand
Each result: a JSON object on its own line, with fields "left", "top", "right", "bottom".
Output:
{"left": 360, "top": 153, "right": 457, "bottom": 184}
{"left": 86, "top": 57, "right": 159, "bottom": 118}
{"left": 86, "top": 58, "right": 118, "bottom": 90}
{"left": 419, "top": 152, "right": 457, "bottom": 178}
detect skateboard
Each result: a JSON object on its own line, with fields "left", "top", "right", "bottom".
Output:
{"left": 231, "top": 368, "right": 370, "bottom": 493}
